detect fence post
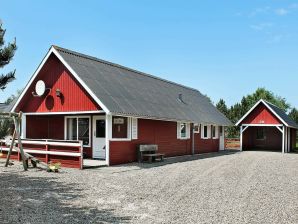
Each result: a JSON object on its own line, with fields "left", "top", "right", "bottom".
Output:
{"left": 45, "top": 139, "right": 49, "bottom": 164}
{"left": 79, "top": 141, "right": 83, "bottom": 170}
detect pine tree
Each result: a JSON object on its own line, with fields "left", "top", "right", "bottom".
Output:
{"left": 216, "top": 99, "right": 229, "bottom": 117}
{"left": 0, "top": 20, "right": 17, "bottom": 90}
{"left": 289, "top": 108, "right": 298, "bottom": 124}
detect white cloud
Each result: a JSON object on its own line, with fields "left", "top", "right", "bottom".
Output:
{"left": 275, "top": 8, "right": 289, "bottom": 16}
{"left": 249, "top": 6, "right": 271, "bottom": 17}
{"left": 250, "top": 23, "right": 273, "bottom": 31}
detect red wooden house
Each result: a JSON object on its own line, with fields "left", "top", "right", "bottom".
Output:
{"left": 236, "top": 99, "right": 298, "bottom": 153}
{"left": 6, "top": 45, "right": 231, "bottom": 167}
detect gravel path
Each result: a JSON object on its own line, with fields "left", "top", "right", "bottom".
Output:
{"left": 0, "top": 151, "right": 297, "bottom": 224}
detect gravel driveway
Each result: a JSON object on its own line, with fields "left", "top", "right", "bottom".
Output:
{"left": 0, "top": 151, "right": 297, "bottom": 224}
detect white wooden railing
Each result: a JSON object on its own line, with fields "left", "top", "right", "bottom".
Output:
{"left": 0, "top": 138, "right": 83, "bottom": 169}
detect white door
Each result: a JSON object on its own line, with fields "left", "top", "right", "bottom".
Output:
{"left": 92, "top": 116, "right": 106, "bottom": 159}
{"left": 219, "top": 126, "right": 225, "bottom": 151}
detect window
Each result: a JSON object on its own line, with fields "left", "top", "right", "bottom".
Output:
{"left": 177, "top": 122, "right": 190, "bottom": 139}
{"left": 194, "top": 124, "right": 200, "bottom": 133}
{"left": 256, "top": 128, "right": 265, "bottom": 140}
{"left": 66, "top": 116, "right": 90, "bottom": 146}
{"left": 112, "top": 116, "right": 128, "bottom": 139}
{"left": 96, "top": 120, "right": 105, "bottom": 138}
{"left": 201, "top": 125, "right": 211, "bottom": 139}
{"left": 212, "top": 126, "right": 219, "bottom": 139}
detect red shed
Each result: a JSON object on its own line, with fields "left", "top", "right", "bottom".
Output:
{"left": 6, "top": 45, "right": 231, "bottom": 168}
{"left": 236, "top": 100, "right": 298, "bottom": 153}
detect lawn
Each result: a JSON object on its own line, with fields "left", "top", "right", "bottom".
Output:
{"left": 0, "top": 151, "right": 297, "bottom": 224}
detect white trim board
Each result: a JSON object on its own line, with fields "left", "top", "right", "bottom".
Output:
{"left": 241, "top": 124, "right": 283, "bottom": 127}
{"left": 11, "top": 46, "right": 110, "bottom": 114}
{"left": 23, "top": 110, "right": 105, "bottom": 115}
{"left": 236, "top": 99, "right": 290, "bottom": 127}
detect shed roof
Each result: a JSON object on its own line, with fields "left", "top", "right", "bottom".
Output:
{"left": 236, "top": 99, "right": 298, "bottom": 129}
{"left": 12, "top": 45, "right": 232, "bottom": 125}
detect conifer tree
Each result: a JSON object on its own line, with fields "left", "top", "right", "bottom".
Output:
{"left": 0, "top": 20, "right": 17, "bottom": 90}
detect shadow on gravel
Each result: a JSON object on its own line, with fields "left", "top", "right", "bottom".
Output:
{"left": 0, "top": 169, "right": 132, "bottom": 224}
{"left": 114, "top": 150, "right": 241, "bottom": 171}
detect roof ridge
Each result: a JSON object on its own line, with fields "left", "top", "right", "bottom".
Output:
{"left": 262, "top": 99, "right": 284, "bottom": 111}
{"left": 52, "top": 45, "right": 201, "bottom": 94}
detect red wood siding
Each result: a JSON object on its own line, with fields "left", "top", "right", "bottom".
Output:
{"left": 26, "top": 115, "right": 92, "bottom": 158}
{"left": 243, "top": 127, "right": 282, "bottom": 151}
{"left": 26, "top": 115, "right": 65, "bottom": 139}
{"left": 109, "top": 119, "right": 219, "bottom": 165}
{"left": 241, "top": 104, "right": 281, "bottom": 125}
{"left": 194, "top": 132, "right": 219, "bottom": 154}
{"left": 291, "top": 129, "right": 297, "bottom": 150}
{"left": 16, "top": 54, "right": 100, "bottom": 113}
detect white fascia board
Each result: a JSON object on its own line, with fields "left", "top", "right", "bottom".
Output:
{"left": 23, "top": 110, "right": 105, "bottom": 115}
{"left": 51, "top": 47, "right": 110, "bottom": 114}
{"left": 12, "top": 46, "right": 110, "bottom": 114}
{"left": 11, "top": 47, "right": 54, "bottom": 112}
{"left": 235, "top": 99, "right": 263, "bottom": 126}
{"left": 235, "top": 99, "right": 289, "bottom": 127}
{"left": 261, "top": 100, "right": 289, "bottom": 127}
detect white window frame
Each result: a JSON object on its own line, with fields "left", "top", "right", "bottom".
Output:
{"left": 212, "top": 125, "right": 219, "bottom": 139}
{"left": 201, "top": 125, "right": 211, "bottom": 139}
{"left": 109, "top": 116, "right": 132, "bottom": 141}
{"left": 194, "top": 123, "right": 200, "bottom": 133}
{"left": 177, "top": 122, "right": 190, "bottom": 139}
{"left": 64, "top": 115, "right": 91, "bottom": 147}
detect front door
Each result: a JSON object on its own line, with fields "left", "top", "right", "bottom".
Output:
{"left": 92, "top": 116, "right": 106, "bottom": 159}
{"left": 219, "top": 126, "right": 225, "bottom": 150}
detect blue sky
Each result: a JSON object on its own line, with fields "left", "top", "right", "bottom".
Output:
{"left": 1, "top": 0, "right": 298, "bottom": 108}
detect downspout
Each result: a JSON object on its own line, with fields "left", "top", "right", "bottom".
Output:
{"left": 192, "top": 123, "right": 195, "bottom": 155}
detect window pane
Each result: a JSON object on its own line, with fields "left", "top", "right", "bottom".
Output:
{"left": 256, "top": 128, "right": 265, "bottom": 140}
{"left": 67, "top": 118, "right": 77, "bottom": 140}
{"left": 212, "top": 126, "right": 216, "bottom": 137}
{"left": 180, "top": 123, "right": 186, "bottom": 138}
{"left": 194, "top": 124, "right": 199, "bottom": 133}
{"left": 112, "top": 116, "right": 128, "bottom": 138}
{"left": 78, "top": 118, "right": 90, "bottom": 145}
{"left": 96, "top": 120, "right": 105, "bottom": 138}
{"left": 204, "top": 126, "right": 208, "bottom": 138}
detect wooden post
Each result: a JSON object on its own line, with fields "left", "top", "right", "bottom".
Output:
{"left": 5, "top": 130, "right": 16, "bottom": 167}
{"left": 192, "top": 123, "right": 195, "bottom": 155}
{"left": 288, "top": 128, "right": 291, "bottom": 153}
{"left": 45, "top": 140, "right": 49, "bottom": 164}
{"left": 282, "top": 126, "right": 285, "bottom": 154}
{"left": 13, "top": 115, "right": 28, "bottom": 171}
{"left": 79, "top": 141, "right": 83, "bottom": 170}
{"left": 240, "top": 125, "right": 243, "bottom": 151}
{"left": 285, "top": 127, "right": 288, "bottom": 153}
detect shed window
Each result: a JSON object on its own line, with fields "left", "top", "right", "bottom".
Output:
{"left": 112, "top": 116, "right": 128, "bottom": 139}
{"left": 66, "top": 116, "right": 90, "bottom": 146}
{"left": 256, "top": 128, "right": 265, "bottom": 140}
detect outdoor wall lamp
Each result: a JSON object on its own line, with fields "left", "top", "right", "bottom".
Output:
{"left": 56, "top": 89, "right": 62, "bottom": 97}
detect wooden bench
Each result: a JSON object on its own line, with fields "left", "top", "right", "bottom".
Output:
{"left": 138, "top": 145, "right": 165, "bottom": 163}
